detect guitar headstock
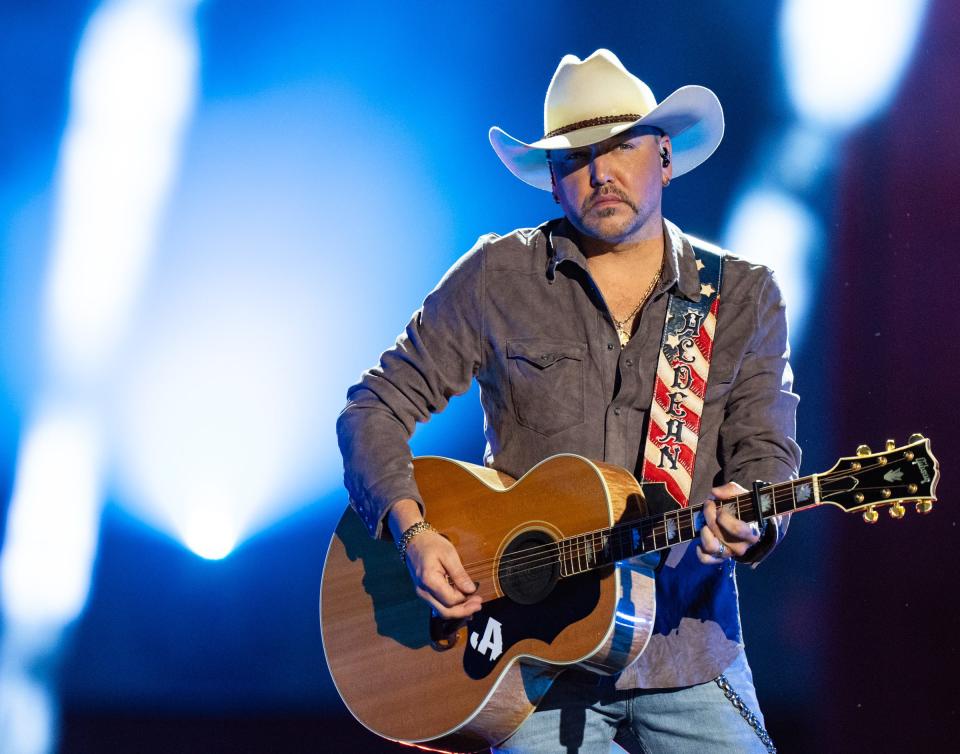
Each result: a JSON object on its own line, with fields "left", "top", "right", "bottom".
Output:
{"left": 819, "top": 434, "right": 940, "bottom": 523}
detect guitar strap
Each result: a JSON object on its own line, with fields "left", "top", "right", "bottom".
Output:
{"left": 638, "top": 246, "right": 775, "bottom": 749}
{"left": 640, "top": 243, "right": 723, "bottom": 509}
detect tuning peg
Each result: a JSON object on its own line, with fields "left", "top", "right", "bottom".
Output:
{"left": 916, "top": 499, "right": 934, "bottom": 515}
{"left": 856, "top": 445, "right": 872, "bottom": 457}
{"left": 908, "top": 433, "right": 925, "bottom": 443}
{"left": 888, "top": 502, "right": 905, "bottom": 519}
{"left": 885, "top": 439, "right": 896, "bottom": 451}
{"left": 862, "top": 507, "right": 879, "bottom": 524}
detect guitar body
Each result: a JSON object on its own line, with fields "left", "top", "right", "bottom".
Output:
{"left": 322, "top": 437, "right": 942, "bottom": 751}
{"left": 320, "top": 455, "right": 657, "bottom": 752}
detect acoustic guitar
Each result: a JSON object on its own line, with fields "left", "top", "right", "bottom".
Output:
{"left": 320, "top": 435, "right": 939, "bottom": 752}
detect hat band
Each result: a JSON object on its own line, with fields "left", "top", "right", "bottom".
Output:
{"left": 544, "top": 113, "right": 643, "bottom": 139}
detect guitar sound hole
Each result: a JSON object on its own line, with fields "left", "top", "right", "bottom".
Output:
{"left": 498, "top": 531, "right": 560, "bottom": 605}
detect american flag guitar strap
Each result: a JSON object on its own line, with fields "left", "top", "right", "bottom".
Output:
{"left": 640, "top": 245, "right": 723, "bottom": 508}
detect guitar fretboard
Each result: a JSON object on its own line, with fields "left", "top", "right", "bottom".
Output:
{"left": 556, "top": 473, "right": 821, "bottom": 576}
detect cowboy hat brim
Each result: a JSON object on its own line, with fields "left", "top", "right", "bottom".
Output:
{"left": 488, "top": 85, "right": 724, "bottom": 190}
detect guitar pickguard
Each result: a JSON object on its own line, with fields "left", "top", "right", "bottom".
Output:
{"left": 462, "top": 571, "right": 602, "bottom": 680}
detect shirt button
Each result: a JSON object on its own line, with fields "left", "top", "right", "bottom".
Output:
{"left": 614, "top": 407, "right": 622, "bottom": 416}
{"left": 625, "top": 359, "right": 633, "bottom": 367}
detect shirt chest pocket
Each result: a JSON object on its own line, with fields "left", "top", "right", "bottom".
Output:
{"left": 506, "top": 338, "right": 586, "bottom": 437}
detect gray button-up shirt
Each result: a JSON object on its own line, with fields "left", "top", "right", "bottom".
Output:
{"left": 337, "top": 217, "right": 800, "bottom": 688}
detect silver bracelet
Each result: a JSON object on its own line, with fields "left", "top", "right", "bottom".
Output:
{"left": 397, "top": 520, "right": 436, "bottom": 562}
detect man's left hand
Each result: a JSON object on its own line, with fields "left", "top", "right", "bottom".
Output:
{"left": 697, "top": 482, "right": 761, "bottom": 564}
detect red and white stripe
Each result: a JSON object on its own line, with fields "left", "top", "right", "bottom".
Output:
{"left": 641, "top": 296, "right": 720, "bottom": 508}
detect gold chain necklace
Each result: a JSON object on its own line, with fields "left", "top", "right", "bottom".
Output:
{"left": 612, "top": 267, "right": 662, "bottom": 348}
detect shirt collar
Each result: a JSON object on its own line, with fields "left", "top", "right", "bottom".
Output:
{"left": 664, "top": 218, "right": 704, "bottom": 302}
{"left": 546, "top": 217, "right": 704, "bottom": 301}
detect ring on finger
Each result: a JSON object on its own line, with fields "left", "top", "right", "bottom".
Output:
{"left": 715, "top": 542, "right": 726, "bottom": 558}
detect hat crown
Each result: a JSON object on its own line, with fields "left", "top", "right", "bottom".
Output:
{"left": 543, "top": 49, "right": 659, "bottom": 137}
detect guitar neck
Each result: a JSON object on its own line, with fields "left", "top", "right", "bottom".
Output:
{"left": 556, "top": 436, "right": 940, "bottom": 575}
{"left": 556, "top": 474, "right": 821, "bottom": 576}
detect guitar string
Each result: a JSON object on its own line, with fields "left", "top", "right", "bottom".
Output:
{"left": 458, "top": 469, "right": 909, "bottom": 578}
{"left": 458, "top": 495, "right": 765, "bottom": 578}
{"left": 457, "top": 476, "right": 823, "bottom": 576}
{"left": 455, "top": 478, "right": 814, "bottom": 574}
{"left": 483, "top": 472, "right": 923, "bottom": 578}
{"left": 454, "top": 464, "right": 918, "bottom": 579}
{"left": 454, "top": 455, "right": 907, "bottom": 574}
{"left": 458, "top": 476, "right": 911, "bottom": 581}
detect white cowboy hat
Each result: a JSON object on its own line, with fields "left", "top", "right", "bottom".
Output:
{"left": 489, "top": 49, "right": 724, "bottom": 190}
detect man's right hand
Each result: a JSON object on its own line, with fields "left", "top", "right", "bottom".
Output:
{"left": 388, "top": 499, "right": 482, "bottom": 620}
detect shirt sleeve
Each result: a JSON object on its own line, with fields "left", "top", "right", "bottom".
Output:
{"left": 719, "top": 269, "right": 801, "bottom": 566}
{"left": 336, "top": 240, "right": 487, "bottom": 538}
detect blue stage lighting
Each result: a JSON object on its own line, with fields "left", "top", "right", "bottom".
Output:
{"left": 179, "top": 498, "right": 239, "bottom": 560}
{"left": 781, "top": 0, "right": 928, "bottom": 130}
{"left": 44, "top": 0, "right": 200, "bottom": 382}
{"left": 108, "top": 83, "right": 456, "bottom": 557}
{"left": 1, "top": 406, "right": 101, "bottom": 626}
{"left": 723, "top": 187, "right": 819, "bottom": 344}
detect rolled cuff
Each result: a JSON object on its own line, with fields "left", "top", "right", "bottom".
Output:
{"left": 349, "top": 473, "right": 424, "bottom": 539}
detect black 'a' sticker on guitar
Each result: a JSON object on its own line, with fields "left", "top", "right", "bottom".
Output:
{"left": 461, "top": 572, "right": 600, "bottom": 680}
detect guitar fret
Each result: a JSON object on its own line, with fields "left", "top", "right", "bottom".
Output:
{"left": 559, "top": 474, "right": 840, "bottom": 574}
{"left": 777, "top": 480, "right": 792, "bottom": 515}
{"left": 733, "top": 493, "right": 748, "bottom": 523}
{"left": 495, "top": 441, "right": 935, "bottom": 588}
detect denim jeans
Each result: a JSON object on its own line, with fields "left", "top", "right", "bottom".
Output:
{"left": 494, "top": 651, "right": 770, "bottom": 754}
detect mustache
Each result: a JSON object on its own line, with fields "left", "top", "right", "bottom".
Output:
{"left": 583, "top": 187, "right": 637, "bottom": 213}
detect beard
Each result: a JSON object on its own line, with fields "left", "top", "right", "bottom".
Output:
{"left": 575, "top": 188, "right": 646, "bottom": 243}
{"left": 581, "top": 186, "right": 638, "bottom": 215}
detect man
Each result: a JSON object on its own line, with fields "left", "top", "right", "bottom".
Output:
{"left": 337, "top": 49, "right": 800, "bottom": 752}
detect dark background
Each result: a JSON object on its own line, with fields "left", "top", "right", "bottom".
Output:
{"left": 1, "top": 1, "right": 956, "bottom": 752}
